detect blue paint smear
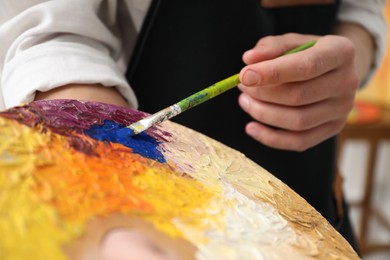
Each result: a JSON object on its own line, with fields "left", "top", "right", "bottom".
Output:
{"left": 85, "top": 120, "right": 166, "bottom": 163}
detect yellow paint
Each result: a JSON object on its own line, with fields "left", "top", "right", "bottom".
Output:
{"left": 132, "top": 166, "right": 221, "bottom": 239}
{"left": 0, "top": 117, "right": 219, "bottom": 259}
{"left": 0, "top": 118, "right": 72, "bottom": 260}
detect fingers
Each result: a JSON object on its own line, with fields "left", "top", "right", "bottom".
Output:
{"left": 236, "top": 34, "right": 359, "bottom": 151}
{"left": 238, "top": 92, "right": 353, "bottom": 132}
{"left": 243, "top": 119, "right": 346, "bottom": 151}
{"left": 243, "top": 33, "right": 318, "bottom": 64}
{"left": 237, "top": 67, "right": 352, "bottom": 106}
{"left": 240, "top": 35, "right": 355, "bottom": 86}
{"left": 238, "top": 82, "right": 355, "bottom": 151}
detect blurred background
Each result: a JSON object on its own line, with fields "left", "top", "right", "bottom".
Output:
{"left": 338, "top": 1, "right": 390, "bottom": 260}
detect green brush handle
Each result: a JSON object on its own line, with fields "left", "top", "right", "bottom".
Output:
{"left": 177, "top": 74, "right": 240, "bottom": 111}
{"left": 284, "top": 39, "right": 317, "bottom": 55}
{"left": 127, "top": 40, "right": 317, "bottom": 135}
{"left": 177, "top": 40, "right": 317, "bottom": 112}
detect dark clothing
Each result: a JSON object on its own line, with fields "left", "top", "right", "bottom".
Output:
{"left": 126, "top": 0, "right": 359, "bottom": 253}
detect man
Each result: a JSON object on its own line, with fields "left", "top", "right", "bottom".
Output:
{"left": 0, "top": 0, "right": 387, "bottom": 251}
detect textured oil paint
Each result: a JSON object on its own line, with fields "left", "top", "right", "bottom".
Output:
{"left": 85, "top": 120, "right": 165, "bottom": 162}
{"left": 0, "top": 100, "right": 217, "bottom": 259}
{"left": 0, "top": 100, "right": 360, "bottom": 260}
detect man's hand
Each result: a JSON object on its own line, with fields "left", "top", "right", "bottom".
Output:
{"left": 238, "top": 33, "right": 359, "bottom": 151}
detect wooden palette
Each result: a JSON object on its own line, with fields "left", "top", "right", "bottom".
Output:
{"left": 0, "top": 99, "right": 358, "bottom": 259}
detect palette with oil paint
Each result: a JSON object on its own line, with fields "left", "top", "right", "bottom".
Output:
{"left": 0, "top": 99, "right": 358, "bottom": 259}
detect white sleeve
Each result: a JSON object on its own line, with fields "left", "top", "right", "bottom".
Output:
{"left": 337, "top": 0, "right": 388, "bottom": 86}
{"left": 0, "top": 0, "right": 139, "bottom": 110}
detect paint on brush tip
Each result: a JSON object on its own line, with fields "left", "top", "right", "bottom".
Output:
{"left": 85, "top": 120, "right": 166, "bottom": 163}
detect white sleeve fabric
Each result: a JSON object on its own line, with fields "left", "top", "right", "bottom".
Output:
{"left": 337, "top": 0, "right": 388, "bottom": 86}
{"left": 0, "top": 0, "right": 140, "bottom": 110}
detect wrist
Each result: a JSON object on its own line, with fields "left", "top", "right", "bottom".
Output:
{"left": 333, "top": 22, "right": 376, "bottom": 85}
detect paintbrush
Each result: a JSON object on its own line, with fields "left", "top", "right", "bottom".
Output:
{"left": 126, "top": 40, "right": 317, "bottom": 135}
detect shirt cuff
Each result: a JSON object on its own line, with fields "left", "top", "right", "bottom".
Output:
{"left": 337, "top": 2, "right": 388, "bottom": 86}
{"left": 2, "top": 40, "right": 138, "bottom": 109}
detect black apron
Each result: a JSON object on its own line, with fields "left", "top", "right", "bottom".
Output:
{"left": 126, "top": 0, "right": 359, "bottom": 253}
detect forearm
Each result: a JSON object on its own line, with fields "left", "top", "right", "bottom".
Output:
{"left": 34, "top": 84, "right": 129, "bottom": 107}
{"left": 335, "top": 0, "right": 387, "bottom": 86}
{"left": 333, "top": 22, "right": 376, "bottom": 84}
{"left": 0, "top": 0, "right": 138, "bottom": 109}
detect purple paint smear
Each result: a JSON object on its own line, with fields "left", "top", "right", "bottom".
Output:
{"left": 0, "top": 100, "right": 172, "bottom": 159}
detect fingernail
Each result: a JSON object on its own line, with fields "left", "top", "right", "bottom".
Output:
{"left": 239, "top": 94, "right": 250, "bottom": 110}
{"left": 246, "top": 123, "right": 256, "bottom": 137}
{"left": 242, "top": 69, "right": 259, "bottom": 86}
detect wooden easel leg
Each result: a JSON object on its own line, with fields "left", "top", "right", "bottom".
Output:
{"left": 359, "top": 138, "right": 378, "bottom": 254}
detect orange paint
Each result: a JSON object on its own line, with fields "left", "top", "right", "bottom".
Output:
{"left": 0, "top": 116, "right": 216, "bottom": 259}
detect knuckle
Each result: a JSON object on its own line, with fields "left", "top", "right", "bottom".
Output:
{"left": 337, "top": 103, "right": 354, "bottom": 125}
{"left": 337, "top": 92, "right": 357, "bottom": 117}
{"left": 266, "top": 65, "right": 280, "bottom": 82}
{"left": 290, "top": 114, "right": 308, "bottom": 131}
{"left": 335, "top": 68, "right": 359, "bottom": 98}
{"left": 253, "top": 108, "right": 265, "bottom": 123}
{"left": 346, "top": 70, "right": 360, "bottom": 92}
{"left": 258, "top": 35, "right": 278, "bottom": 46}
{"left": 338, "top": 62, "right": 359, "bottom": 88}
{"left": 263, "top": 134, "right": 280, "bottom": 148}
{"left": 293, "top": 139, "right": 310, "bottom": 152}
{"left": 334, "top": 120, "right": 347, "bottom": 133}
{"left": 341, "top": 39, "right": 356, "bottom": 61}
{"left": 344, "top": 96, "right": 356, "bottom": 112}
{"left": 278, "top": 135, "right": 309, "bottom": 152}
{"left": 327, "top": 120, "right": 346, "bottom": 137}
{"left": 245, "top": 101, "right": 266, "bottom": 123}
{"left": 288, "top": 86, "right": 307, "bottom": 106}
{"left": 298, "top": 54, "right": 325, "bottom": 78}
